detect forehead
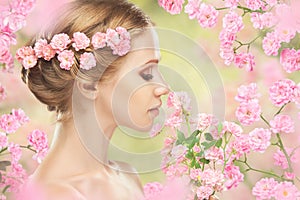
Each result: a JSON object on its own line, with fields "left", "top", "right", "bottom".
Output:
{"left": 120, "top": 28, "right": 160, "bottom": 69}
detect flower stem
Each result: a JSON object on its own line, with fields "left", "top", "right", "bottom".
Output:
{"left": 260, "top": 114, "right": 270, "bottom": 127}
{"left": 276, "top": 133, "right": 293, "bottom": 173}
{"left": 274, "top": 103, "right": 287, "bottom": 116}
{"left": 20, "top": 145, "right": 37, "bottom": 153}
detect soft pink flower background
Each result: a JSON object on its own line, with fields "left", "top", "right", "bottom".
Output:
{"left": 1, "top": 0, "right": 300, "bottom": 199}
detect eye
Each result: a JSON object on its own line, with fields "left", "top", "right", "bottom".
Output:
{"left": 140, "top": 66, "right": 154, "bottom": 81}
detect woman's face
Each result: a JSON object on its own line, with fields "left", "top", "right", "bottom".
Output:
{"left": 96, "top": 29, "right": 169, "bottom": 132}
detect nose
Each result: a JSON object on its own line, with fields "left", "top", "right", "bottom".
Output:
{"left": 154, "top": 84, "right": 170, "bottom": 97}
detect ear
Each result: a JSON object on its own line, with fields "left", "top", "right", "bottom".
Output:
{"left": 76, "top": 81, "right": 98, "bottom": 100}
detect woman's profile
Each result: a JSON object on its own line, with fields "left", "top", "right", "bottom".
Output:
{"left": 16, "top": 0, "right": 169, "bottom": 199}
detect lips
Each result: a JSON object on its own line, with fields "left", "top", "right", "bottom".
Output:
{"left": 148, "top": 102, "right": 162, "bottom": 118}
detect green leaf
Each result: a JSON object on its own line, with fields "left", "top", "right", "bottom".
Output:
{"left": 202, "top": 140, "right": 217, "bottom": 150}
{"left": 215, "top": 138, "right": 223, "bottom": 148}
{"left": 176, "top": 130, "right": 186, "bottom": 145}
{"left": 190, "top": 158, "right": 196, "bottom": 168}
{"left": 217, "top": 122, "right": 223, "bottom": 133}
{"left": 204, "top": 132, "right": 213, "bottom": 141}
{"left": 195, "top": 151, "right": 204, "bottom": 157}
{"left": 199, "top": 158, "right": 210, "bottom": 164}
{"left": 185, "top": 151, "right": 194, "bottom": 159}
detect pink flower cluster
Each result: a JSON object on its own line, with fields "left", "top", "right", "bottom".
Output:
{"left": 268, "top": 79, "right": 299, "bottom": 107}
{"left": 280, "top": 48, "right": 300, "bottom": 73}
{"left": 253, "top": 178, "right": 300, "bottom": 200}
{"left": 0, "top": 109, "right": 29, "bottom": 134}
{"left": 185, "top": 1, "right": 219, "bottom": 28}
{"left": 15, "top": 27, "right": 131, "bottom": 70}
{"left": 235, "top": 83, "right": 261, "bottom": 126}
{"left": 27, "top": 129, "right": 48, "bottom": 163}
{"left": 0, "top": 0, "right": 36, "bottom": 72}
{"left": 158, "top": 0, "right": 185, "bottom": 15}
{"left": 273, "top": 148, "right": 298, "bottom": 170}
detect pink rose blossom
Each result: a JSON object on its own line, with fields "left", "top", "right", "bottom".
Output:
{"left": 11, "top": 108, "right": 29, "bottom": 125}
{"left": 0, "top": 132, "right": 8, "bottom": 149}
{"left": 106, "top": 27, "right": 131, "bottom": 56}
{"left": 158, "top": 0, "right": 184, "bottom": 15}
{"left": 222, "top": 121, "right": 243, "bottom": 137}
{"left": 189, "top": 168, "right": 202, "bottom": 181}
{"left": 280, "top": 48, "right": 300, "bottom": 73}
{"left": 219, "top": 44, "right": 235, "bottom": 65}
{"left": 251, "top": 12, "right": 276, "bottom": 29}
{"left": 0, "top": 114, "right": 20, "bottom": 134}
{"left": 197, "top": 3, "right": 219, "bottom": 28}
{"left": 196, "top": 185, "right": 214, "bottom": 200}
{"left": 274, "top": 181, "right": 300, "bottom": 200}
{"left": 22, "top": 55, "right": 37, "bottom": 69}
{"left": 252, "top": 178, "right": 278, "bottom": 200}
{"left": 224, "top": 165, "right": 244, "bottom": 190}
{"left": 262, "top": 31, "right": 281, "bottom": 56}
{"left": 204, "top": 146, "right": 224, "bottom": 164}
{"left": 223, "top": 11, "right": 244, "bottom": 33}
{"left": 245, "top": 0, "right": 264, "bottom": 10}
{"left": 269, "top": 79, "right": 296, "bottom": 107}
{"left": 92, "top": 32, "right": 106, "bottom": 49}
{"left": 0, "top": 83, "right": 6, "bottom": 101}
{"left": 273, "top": 148, "right": 298, "bottom": 169}
{"left": 32, "top": 149, "right": 48, "bottom": 164}
{"left": 57, "top": 50, "right": 75, "bottom": 70}
{"left": 192, "top": 145, "right": 201, "bottom": 153}
{"left": 15, "top": 46, "right": 35, "bottom": 62}
{"left": 50, "top": 33, "right": 71, "bottom": 52}
{"left": 0, "top": 48, "right": 13, "bottom": 65}
{"left": 270, "top": 114, "right": 294, "bottom": 134}
{"left": 275, "top": 27, "right": 296, "bottom": 43}
{"left": 190, "top": 113, "right": 218, "bottom": 131}
{"left": 0, "top": 10, "right": 26, "bottom": 32}
{"left": 224, "top": 0, "right": 240, "bottom": 8}
{"left": 34, "top": 39, "right": 55, "bottom": 61}
{"left": 165, "top": 114, "right": 183, "bottom": 129}
{"left": 72, "top": 32, "right": 90, "bottom": 51}
{"left": 28, "top": 129, "right": 48, "bottom": 152}
{"left": 11, "top": 0, "right": 36, "bottom": 15}
{"left": 171, "top": 144, "right": 187, "bottom": 160}
{"left": 235, "top": 99, "right": 261, "bottom": 126}
{"left": 80, "top": 52, "right": 96, "bottom": 70}
{"left": 219, "top": 29, "right": 236, "bottom": 46}
{"left": 167, "top": 91, "right": 191, "bottom": 112}
{"left": 163, "top": 163, "right": 188, "bottom": 178}
{"left": 8, "top": 143, "right": 22, "bottom": 164}
{"left": 184, "top": 0, "right": 201, "bottom": 19}
{"left": 226, "top": 134, "right": 251, "bottom": 161}
{"left": 265, "top": 0, "right": 277, "bottom": 7}
{"left": 143, "top": 182, "right": 164, "bottom": 200}
{"left": 249, "top": 128, "right": 271, "bottom": 153}
{"left": 0, "top": 31, "right": 16, "bottom": 47}
{"left": 233, "top": 52, "right": 255, "bottom": 71}
{"left": 235, "top": 82, "right": 260, "bottom": 103}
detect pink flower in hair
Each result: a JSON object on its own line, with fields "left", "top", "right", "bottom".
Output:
{"left": 233, "top": 52, "right": 255, "bottom": 71}
{"left": 80, "top": 52, "right": 96, "bottom": 70}
{"left": 92, "top": 32, "right": 106, "bottom": 49}
{"left": 72, "top": 32, "right": 90, "bottom": 51}
{"left": 34, "top": 39, "right": 47, "bottom": 58}
{"left": 50, "top": 33, "right": 71, "bottom": 52}
{"left": 15, "top": 46, "right": 35, "bottom": 62}
{"left": 57, "top": 50, "right": 74, "bottom": 70}
{"left": 197, "top": 3, "right": 219, "bottom": 28}
{"left": 158, "top": 0, "right": 184, "bottom": 15}
{"left": 106, "top": 27, "right": 130, "bottom": 56}
{"left": 22, "top": 55, "right": 37, "bottom": 69}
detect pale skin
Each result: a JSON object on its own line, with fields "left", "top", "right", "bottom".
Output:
{"left": 30, "top": 29, "right": 170, "bottom": 200}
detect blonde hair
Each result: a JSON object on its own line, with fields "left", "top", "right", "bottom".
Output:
{"left": 21, "top": 0, "right": 152, "bottom": 121}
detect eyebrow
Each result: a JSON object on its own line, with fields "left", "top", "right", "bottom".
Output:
{"left": 145, "top": 59, "right": 160, "bottom": 65}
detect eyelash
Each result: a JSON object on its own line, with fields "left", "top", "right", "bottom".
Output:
{"left": 140, "top": 66, "right": 154, "bottom": 81}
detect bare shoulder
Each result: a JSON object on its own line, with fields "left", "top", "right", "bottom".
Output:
{"left": 40, "top": 182, "right": 86, "bottom": 200}
{"left": 113, "top": 160, "right": 143, "bottom": 190}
